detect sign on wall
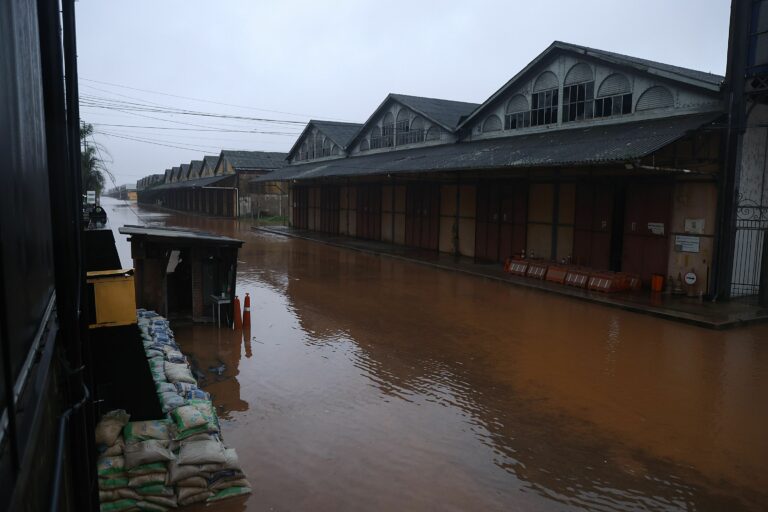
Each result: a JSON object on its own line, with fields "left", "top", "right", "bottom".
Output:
{"left": 674, "top": 235, "right": 700, "bottom": 253}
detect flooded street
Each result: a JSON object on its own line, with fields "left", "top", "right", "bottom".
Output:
{"left": 105, "top": 198, "right": 768, "bottom": 511}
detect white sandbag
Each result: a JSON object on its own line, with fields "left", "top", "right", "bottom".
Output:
{"left": 164, "top": 362, "right": 196, "bottom": 384}
{"left": 167, "top": 460, "right": 210, "bottom": 485}
{"left": 101, "top": 437, "right": 125, "bottom": 457}
{"left": 128, "top": 472, "right": 167, "bottom": 488}
{"left": 176, "top": 476, "right": 208, "bottom": 488}
{"left": 177, "top": 439, "right": 226, "bottom": 465}
{"left": 95, "top": 410, "right": 130, "bottom": 447}
{"left": 177, "top": 487, "right": 213, "bottom": 506}
{"left": 210, "top": 477, "right": 250, "bottom": 491}
{"left": 123, "top": 440, "right": 174, "bottom": 469}
{"left": 141, "top": 495, "right": 177, "bottom": 508}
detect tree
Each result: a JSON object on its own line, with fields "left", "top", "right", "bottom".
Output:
{"left": 80, "top": 122, "right": 113, "bottom": 195}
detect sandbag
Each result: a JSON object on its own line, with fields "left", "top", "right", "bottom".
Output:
{"left": 173, "top": 382, "right": 197, "bottom": 394}
{"left": 155, "top": 382, "right": 176, "bottom": 394}
{"left": 207, "top": 486, "right": 251, "bottom": 502}
{"left": 99, "top": 499, "right": 137, "bottom": 512}
{"left": 171, "top": 405, "right": 207, "bottom": 432}
{"left": 96, "top": 410, "right": 130, "bottom": 447}
{"left": 136, "top": 484, "right": 175, "bottom": 497}
{"left": 176, "top": 476, "right": 208, "bottom": 488}
{"left": 123, "top": 420, "right": 170, "bottom": 443}
{"left": 164, "top": 362, "right": 196, "bottom": 384}
{"left": 171, "top": 399, "right": 219, "bottom": 440}
{"left": 101, "top": 437, "right": 125, "bottom": 457}
{"left": 210, "top": 477, "right": 250, "bottom": 491}
{"left": 99, "top": 478, "right": 129, "bottom": 490}
{"left": 124, "top": 440, "right": 174, "bottom": 469}
{"left": 128, "top": 473, "right": 167, "bottom": 488}
{"left": 141, "top": 495, "right": 177, "bottom": 508}
{"left": 98, "top": 456, "right": 126, "bottom": 478}
{"left": 167, "top": 460, "right": 210, "bottom": 485}
{"left": 177, "top": 439, "right": 226, "bottom": 465}
{"left": 221, "top": 447, "right": 242, "bottom": 472}
{"left": 183, "top": 389, "right": 209, "bottom": 401}
{"left": 128, "top": 462, "right": 167, "bottom": 477}
{"left": 177, "top": 487, "right": 212, "bottom": 506}
{"left": 158, "top": 392, "right": 185, "bottom": 413}
{"left": 136, "top": 501, "right": 167, "bottom": 512}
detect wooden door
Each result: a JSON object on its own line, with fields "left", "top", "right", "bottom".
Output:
{"left": 622, "top": 183, "right": 672, "bottom": 284}
{"left": 573, "top": 183, "right": 614, "bottom": 269}
{"left": 292, "top": 187, "right": 309, "bottom": 229}
{"left": 406, "top": 184, "right": 440, "bottom": 250}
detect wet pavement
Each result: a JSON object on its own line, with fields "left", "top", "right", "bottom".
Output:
{"left": 104, "top": 198, "right": 768, "bottom": 511}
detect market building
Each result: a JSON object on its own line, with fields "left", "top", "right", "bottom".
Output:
{"left": 260, "top": 41, "right": 728, "bottom": 293}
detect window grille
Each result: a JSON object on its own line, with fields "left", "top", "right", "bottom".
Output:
{"left": 531, "top": 88, "right": 558, "bottom": 126}
{"left": 594, "top": 93, "right": 632, "bottom": 118}
{"left": 562, "top": 81, "right": 594, "bottom": 123}
{"left": 504, "top": 111, "right": 531, "bottom": 130}
{"left": 397, "top": 129, "right": 425, "bottom": 145}
{"left": 381, "top": 123, "right": 394, "bottom": 147}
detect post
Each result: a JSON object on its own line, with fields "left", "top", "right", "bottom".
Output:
{"left": 760, "top": 230, "right": 768, "bottom": 306}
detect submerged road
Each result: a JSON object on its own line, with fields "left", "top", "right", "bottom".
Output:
{"left": 104, "top": 198, "right": 768, "bottom": 511}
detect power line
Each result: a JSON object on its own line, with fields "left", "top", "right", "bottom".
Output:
{"left": 79, "top": 76, "right": 357, "bottom": 122}
{"left": 91, "top": 122, "right": 301, "bottom": 136}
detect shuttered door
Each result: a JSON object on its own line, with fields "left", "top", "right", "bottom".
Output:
{"left": 499, "top": 183, "right": 528, "bottom": 262}
{"left": 319, "top": 186, "right": 340, "bottom": 234}
{"left": 573, "top": 184, "right": 613, "bottom": 269}
{"left": 292, "top": 187, "right": 309, "bottom": 229}
{"left": 622, "top": 183, "right": 672, "bottom": 284}
{"left": 476, "top": 182, "right": 527, "bottom": 262}
{"left": 405, "top": 184, "right": 440, "bottom": 250}
{"left": 356, "top": 185, "right": 382, "bottom": 240}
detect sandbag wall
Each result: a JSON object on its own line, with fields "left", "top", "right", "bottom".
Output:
{"left": 94, "top": 310, "right": 251, "bottom": 511}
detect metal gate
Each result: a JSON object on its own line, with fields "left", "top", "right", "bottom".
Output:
{"left": 731, "top": 197, "right": 768, "bottom": 296}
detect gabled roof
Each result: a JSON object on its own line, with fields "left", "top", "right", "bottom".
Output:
{"left": 286, "top": 120, "right": 363, "bottom": 160}
{"left": 217, "top": 150, "right": 288, "bottom": 171}
{"left": 347, "top": 93, "right": 480, "bottom": 149}
{"left": 459, "top": 41, "right": 724, "bottom": 130}
{"left": 178, "top": 163, "right": 191, "bottom": 181}
{"left": 202, "top": 155, "right": 219, "bottom": 171}
{"left": 188, "top": 160, "right": 203, "bottom": 178}
{"left": 390, "top": 94, "right": 480, "bottom": 130}
{"left": 170, "top": 166, "right": 181, "bottom": 181}
{"left": 257, "top": 112, "right": 722, "bottom": 182}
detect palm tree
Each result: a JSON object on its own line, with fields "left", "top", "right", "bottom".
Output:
{"left": 80, "top": 122, "right": 113, "bottom": 195}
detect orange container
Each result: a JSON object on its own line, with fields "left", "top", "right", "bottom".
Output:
{"left": 650, "top": 274, "right": 664, "bottom": 292}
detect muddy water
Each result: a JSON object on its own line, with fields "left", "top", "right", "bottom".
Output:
{"left": 103, "top": 198, "right": 768, "bottom": 511}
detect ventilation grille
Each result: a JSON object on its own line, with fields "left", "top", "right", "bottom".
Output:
{"left": 636, "top": 86, "right": 674, "bottom": 111}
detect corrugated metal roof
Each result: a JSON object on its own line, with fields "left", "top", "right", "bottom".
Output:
{"left": 389, "top": 94, "right": 480, "bottom": 130}
{"left": 119, "top": 225, "right": 243, "bottom": 246}
{"left": 188, "top": 160, "right": 203, "bottom": 179}
{"left": 258, "top": 112, "right": 722, "bottom": 182}
{"left": 219, "top": 150, "right": 288, "bottom": 170}
{"left": 202, "top": 155, "right": 219, "bottom": 172}
{"left": 151, "top": 174, "right": 232, "bottom": 191}
{"left": 311, "top": 121, "right": 363, "bottom": 148}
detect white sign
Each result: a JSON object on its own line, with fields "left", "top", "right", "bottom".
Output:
{"left": 684, "top": 218, "right": 705, "bottom": 234}
{"left": 675, "top": 235, "right": 700, "bottom": 253}
{"left": 86, "top": 190, "right": 96, "bottom": 205}
{"left": 648, "top": 222, "right": 665, "bottom": 235}
{"left": 684, "top": 272, "right": 697, "bottom": 285}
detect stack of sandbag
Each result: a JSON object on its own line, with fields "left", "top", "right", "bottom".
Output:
{"left": 122, "top": 419, "right": 177, "bottom": 510}
{"left": 132, "top": 310, "right": 252, "bottom": 504}
{"left": 96, "top": 410, "right": 139, "bottom": 511}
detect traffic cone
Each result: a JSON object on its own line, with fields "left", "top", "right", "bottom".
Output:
{"left": 243, "top": 292, "right": 251, "bottom": 329}
{"left": 233, "top": 295, "right": 242, "bottom": 330}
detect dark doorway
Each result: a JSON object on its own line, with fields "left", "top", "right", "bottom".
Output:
{"left": 405, "top": 183, "right": 440, "bottom": 250}
{"left": 621, "top": 182, "right": 673, "bottom": 284}
{"left": 166, "top": 249, "right": 192, "bottom": 319}
{"left": 356, "top": 184, "right": 382, "bottom": 240}
{"left": 475, "top": 181, "right": 527, "bottom": 262}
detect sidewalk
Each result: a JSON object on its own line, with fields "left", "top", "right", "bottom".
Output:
{"left": 254, "top": 225, "right": 768, "bottom": 330}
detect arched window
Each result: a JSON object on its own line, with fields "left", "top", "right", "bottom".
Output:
{"left": 360, "top": 138, "right": 370, "bottom": 151}
{"left": 408, "top": 116, "right": 426, "bottom": 144}
{"left": 531, "top": 71, "right": 559, "bottom": 126}
{"left": 313, "top": 135, "right": 324, "bottom": 159}
{"left": 636, "top": 86, "right": 674, "bottom": 111}
{"left": 395, "top": 109, "right": 410, "bottom": 145}
{"left": 425, "top": 126, "right": 441, "bottom": 141}
{"left": 298, "top": 142, "right": 308, "bottom": 161}
{"left": 504, "top": 94, "right": 530, "bottom": 130}
{"left": 331, "top": 144, "right": 340, "bottom": 156}
{"left": 594, "top": 73, "right": 632, "bottom": 118}
{"left": 482, "top": 115, "right": 502, "bottom": 133}
{"left": 321, "top": 137, "right": 332, "bottom": 157}
{"left": 381, "top": 112, "right": 395, "bottom": 147}
{"left": 563, "top": 63, "right": 594, "bottom": 123}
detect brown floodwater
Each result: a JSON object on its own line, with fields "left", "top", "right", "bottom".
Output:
{"left": 103, "top": 198, "right": 768, "bottom": 511}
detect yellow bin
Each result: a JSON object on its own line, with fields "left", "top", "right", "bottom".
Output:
{"left": 87, "top": 268, "right": 137, "bottom": 328}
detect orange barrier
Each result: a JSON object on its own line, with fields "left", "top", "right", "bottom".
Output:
{"left": 243, "top": 292, "right": 251, "bottom": 329}
{"left": 233, "top": 295, "right": 242, "bottom": 330}
{"left": 650, "top": 274, "right": 664, "bottom": 292}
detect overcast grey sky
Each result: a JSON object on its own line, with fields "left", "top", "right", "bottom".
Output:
{"left": 76, "top": 0, "right": 731, "bottom": 187}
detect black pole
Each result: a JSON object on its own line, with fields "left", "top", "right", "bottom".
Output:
{"left": 713, "top": 0, "right": 751, "bottom": 299}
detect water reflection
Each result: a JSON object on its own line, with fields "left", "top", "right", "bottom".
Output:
{"left": 102, "top": 198, "right": 768, "bottom": 511}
